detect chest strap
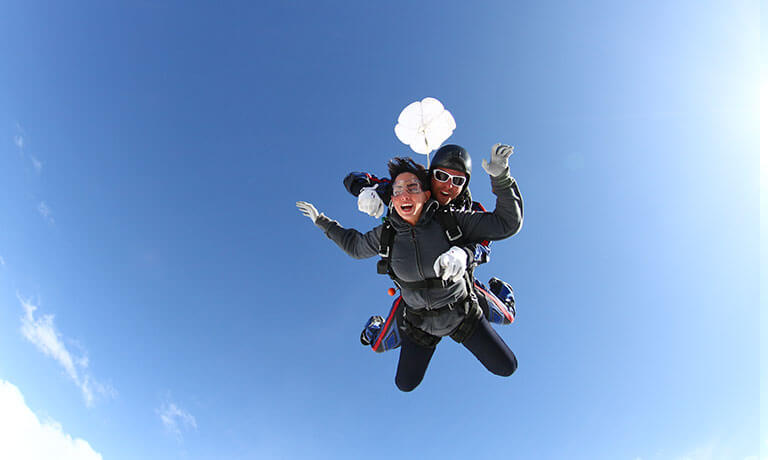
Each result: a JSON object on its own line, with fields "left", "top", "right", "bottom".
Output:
{"left": 393, "top": 277, "right": 449, "bottom": 290}
{"left": 405, "top": 301, "right": 461, "bottom": 318}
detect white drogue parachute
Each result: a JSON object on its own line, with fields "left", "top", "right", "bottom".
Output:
{"left": 394, "top": 97, "right": 456, "bottom": 166}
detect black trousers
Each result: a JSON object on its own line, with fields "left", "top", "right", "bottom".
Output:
{"left": 395, "top": 316, "right": 518, "bottom": 392}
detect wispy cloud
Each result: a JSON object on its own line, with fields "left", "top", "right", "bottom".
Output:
{"left": 30, "top": 155, "right": 42, "bottom": 173}
{"left": 18, "top": 294, "right": 115, "bottom": 407}
{"left": 676, "top": 442, "right": 716, "bottom": 460}
{"left": 37, "top": 202, "right": 54, "bottom": 224}
{"left": 0, "top": 255, "right": 5, "bottom": 266}
{"left": 14, "top": 123, "right": 42, "bottom": 173}
{"left": 15, "top": 125, "right": 47, "bottom": 220}
{"left": 0, "top": 379, "right": 103, "bottom": 460}
{"left": 157, "top": 401, "right": 197, "bottom": 441}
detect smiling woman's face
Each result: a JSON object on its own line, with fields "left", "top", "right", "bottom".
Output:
{"left": 391, "top": 172, "right": 430, "bottom": 225}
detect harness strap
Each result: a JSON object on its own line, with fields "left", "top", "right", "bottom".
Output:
{"left": 399, "top": 295, "right": 482, "bottom": 347}
{"left": 378, "top": 221, "right": 395, "bottom": 258}
{"left": 394, "top": 277, "right": 449, "bottom": 290}
{"left": 434, "top": 206, "right": 464, "bottom": 243}
{"left": 399, "top": 313, "right": 441, "bottom": 348}
{"left": 449, "top": 295, "right": 483, "bottom": 343}
{"left": 404, "top": 300, "right": 463, "bottom": 318}
{"left": 377, "top": 221, "right": 396, "bottom": 275}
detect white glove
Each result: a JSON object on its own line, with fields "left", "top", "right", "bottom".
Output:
{"left": 481, "top": 143, "right": 514, "bottom": 177}
{"left": 433, "top": 246, "right": 468, "bottom": 282}
{"left": 357, "top": 185, "right": 385, "bottom": 218}
{"left": 296, "top": 201, "right": 320, "bottom": 223}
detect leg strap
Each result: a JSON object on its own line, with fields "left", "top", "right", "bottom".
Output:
{"left": 398, "top": 308, "right": 441, "bottom": 349}
{"left": 449, "top": 294, "right": 483, "bottom": 343}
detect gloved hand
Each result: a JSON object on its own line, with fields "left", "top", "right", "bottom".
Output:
{"left": 296, "top": 201, "right": 320, "bottom": 223}
{"left": 481, "top": 143, "right": 514, "bottom": 177}
{"left": 433, "top": 246, "right": 468, "bottom": 282}
{"left": 357, "top": 185, "right": 385, "bottom": 218}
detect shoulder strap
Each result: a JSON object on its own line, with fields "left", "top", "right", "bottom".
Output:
{"left": 378, "top": 220, "right": 395, "bottom": 257}
{"left": 376, "top": 221, "right": 396, "bottom": 275}
{"left": 434, "top": 206, "right": 464, "bottom": 244}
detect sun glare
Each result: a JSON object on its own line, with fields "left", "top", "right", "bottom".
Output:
{"left": 762, "top": 81, "right": 768, "bottom": 187}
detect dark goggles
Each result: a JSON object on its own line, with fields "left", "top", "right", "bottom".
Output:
{"left": 433, "top": 169, "right": 467, "bottom": 187}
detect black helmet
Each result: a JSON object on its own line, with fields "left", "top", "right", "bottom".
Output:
{"left": 431, "top": 144, "right": 472, "bottom": 186}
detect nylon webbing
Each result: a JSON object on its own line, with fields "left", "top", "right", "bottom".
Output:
{"left": 394, "top": 277, "right": 448, "bottom": 290}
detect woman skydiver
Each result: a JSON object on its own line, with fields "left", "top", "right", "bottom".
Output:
{"left": 296, "top": 144, "right": 522, "bottom": 391}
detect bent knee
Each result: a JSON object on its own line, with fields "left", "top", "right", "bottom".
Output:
{"left": 396, "top": 382, "right": 417, "bottom": 392}
{"left": 395, "top": 376, "right": 422, "bottom": 392}
{"left": 492, "top": 356, "right": 517, "bottom": 377}
{"left": 495, "top": 363, "right": 516, "bottom": 377}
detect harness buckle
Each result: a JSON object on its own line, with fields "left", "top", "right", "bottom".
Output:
{"left": 445, "top": 226, "right": 463, "bottom": 242}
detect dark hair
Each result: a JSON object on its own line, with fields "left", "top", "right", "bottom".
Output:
{"left": 387, "top": 157, "right": 430, "bottom": 192}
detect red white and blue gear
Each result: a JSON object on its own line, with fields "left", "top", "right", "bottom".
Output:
{"left": 361, "top": 277, "right": 515, "bottom": 353}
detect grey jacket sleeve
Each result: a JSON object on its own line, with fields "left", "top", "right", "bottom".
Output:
{"left": 314, "top": 215, "right": 383, "bottom": 260}
{"left": 455, "top": 167, "right": 524, "bottom": 243}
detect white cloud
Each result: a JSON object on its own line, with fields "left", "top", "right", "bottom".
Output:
{"left": 13, "top": 124, "right": 42, "bottom": 172}
{"left": 157, "top": 402, "right": 197, "bottom": 440}
{"left": 37, "top": 202, "right": 54, "bottom": 224}
{"left": 18, "top": 294, "right": 115, "bottom": 406}
{"left": 0, "top": 379, "right": 103, "bottom": 460}
{"left": 676, "top": 442, "right": 715, "bottom": 460}
{"left": 30, "top": 155, "right": 42, "bottom": 173}
{"left": 0, "top": 255, "right": 5, "bottom": 265}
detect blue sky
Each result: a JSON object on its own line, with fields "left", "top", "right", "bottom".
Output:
{"left": 0, "top": 1, "right": 761, "bottom": 459}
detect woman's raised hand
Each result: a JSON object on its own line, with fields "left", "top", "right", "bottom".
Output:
{"left": 296, "top": 201, "right": 320, "bottom": 223}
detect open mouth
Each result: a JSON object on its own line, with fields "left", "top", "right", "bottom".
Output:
{"left": 400, "top": 203, "right": 414, "bottom": 213}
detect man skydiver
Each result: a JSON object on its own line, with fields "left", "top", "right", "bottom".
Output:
{"left": 343, "top": 144, "right": 519, "bottom": 352}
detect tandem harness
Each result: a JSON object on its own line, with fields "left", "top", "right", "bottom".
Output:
{"left": 377, "top": 206, "right": 482, "bottom": 348}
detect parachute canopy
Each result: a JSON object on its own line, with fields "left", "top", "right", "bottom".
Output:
{"left": 394, "top": 97, "right": 456, "bottom": 156}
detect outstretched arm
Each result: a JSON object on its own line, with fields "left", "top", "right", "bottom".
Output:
{"left": 456, "top": 144, "right": 524, "bottom": 242}
{"left": 296, "top": 201, "right": 382, "bottom": 259}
